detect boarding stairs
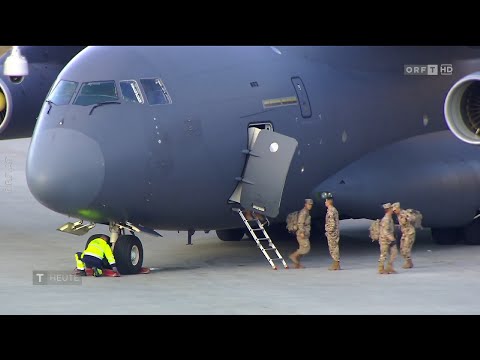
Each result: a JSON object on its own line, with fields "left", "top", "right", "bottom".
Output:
{"left": 233, "top": 208, "right": 288, "bottom": 270}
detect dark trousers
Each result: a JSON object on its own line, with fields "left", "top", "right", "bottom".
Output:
{"left": 82, "top": 254, "right": 104, "bottom": 269}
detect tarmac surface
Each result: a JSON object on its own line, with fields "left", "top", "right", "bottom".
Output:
{"left": 1, "top": 138, "right": 480, "bottom": 314}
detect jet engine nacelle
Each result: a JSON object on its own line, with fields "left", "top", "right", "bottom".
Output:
{"left": 444, "top": 72, "right": 480, "bottom": 145}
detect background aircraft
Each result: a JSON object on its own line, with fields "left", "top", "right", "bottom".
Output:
{"left": 0, "top": 46, "right": 84, "bottom": 139}
{"left": 6, "top": 46, "right": 480, "bottom": 274}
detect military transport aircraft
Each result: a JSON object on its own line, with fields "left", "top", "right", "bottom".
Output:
{"left": 5, "top": 46, "right": 480, "bottom": 274}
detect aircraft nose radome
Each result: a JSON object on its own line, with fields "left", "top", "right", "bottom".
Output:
{"left": 26, "top": 128, "right": 105, "bottom": 215}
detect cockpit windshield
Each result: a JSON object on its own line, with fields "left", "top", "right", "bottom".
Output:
{"left": 120, "top": 80, "right": 144, "bottom": 104}
{"left": 74, "top": 81, "right": 118, "bottom": 106}
{"left": 140, "top": 78, "right": 172, "bottom": 105}
{"left": 47, "top": 80, "right": 78, "bottom": 105}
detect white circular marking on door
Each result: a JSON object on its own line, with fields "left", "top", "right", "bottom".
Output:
{"left": 342, "top": 131, "right": 348, "bottom": 143}
{"left": 269, "top": 142, "right": 279, "bottom": 152}
{"left": 158, "top": 140, "right": 162, "bottom": 144}
{"left": 301, "top": 166, "right": 305, "bottom": 173}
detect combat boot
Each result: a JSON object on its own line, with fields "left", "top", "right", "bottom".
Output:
{"left": 289, "top": 253, "right": 304, "bottom": 268}
{"left": 295, "top": 255, "right": 305, "bottom": 269}
{"left": 289, "top": 253, "right": 299, "bottom": 265}
{"left": 402, "top": 258, "right": 413, "bottom": 269}
{"left": 378, "top": 263, "right": 386, "bottom": 274}
{"left": 329, "top": 260, "right": 341, "bottom": 270}
{"left": 386, "top": 263, "right": 397, "bottom": 274}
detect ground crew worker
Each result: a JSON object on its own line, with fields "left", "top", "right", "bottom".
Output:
{"left": 289, "top": 199, "right": 313, "bottom": 269}
{"left": 392, "top": 202, "right": 415, "bottom": 269}
{"left": 74, "top": 235, "right": 120, "bottom": 277}
{"left": 324, "top": 192, "right": 341, "bottom": 270}
{"left": 378, "top": 203, "right": 398, "bottom": 274}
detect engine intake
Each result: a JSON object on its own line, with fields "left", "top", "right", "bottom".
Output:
{"left": 0, "top": 79, "right": 12, "bottom": 134}
{"left": 445, "top": 72, "right": 480, "bottom": 145}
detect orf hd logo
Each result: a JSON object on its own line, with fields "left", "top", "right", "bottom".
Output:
{"left": 440, "top": 64, "right": 453, "bottom": 75}
{"left": 404, "top": 64, "right": 453, "bottom": 76}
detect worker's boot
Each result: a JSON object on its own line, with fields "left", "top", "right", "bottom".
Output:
{"left": 92, "top": 267, "right": 103, "bottom": 277}
{"left": 378, "top": 263, "right": 386, "bottom": 274}
{"left": 72, "top": 268, "right": 86, "bottom": 276}
{"left": 386, "top": 262, "right": 397, "bottom": 274}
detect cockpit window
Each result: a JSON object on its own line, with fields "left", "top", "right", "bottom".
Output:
{"left": 140, "top": 78, "right": 172, "bottom": 105}
{"left": 74, "top": 81, "right": 118, "bottom": 106}
{"left": 47, "top": 80, "right": 78, "bottom": 105}
{"left": 120, "top": 80, "right": 144, "bottom": 104}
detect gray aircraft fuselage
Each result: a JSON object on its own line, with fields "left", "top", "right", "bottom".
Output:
{"left": 25, "top": 46, "right": 480, "bottom": 232}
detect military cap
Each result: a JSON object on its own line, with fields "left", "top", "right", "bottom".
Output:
{"left": 321, "top": 192, "right": 334, "bottom": 200}
{"left": 305, "top": 198, "right": 314, "bottom": 204}
{"left": 382, "top": 203, "right": 393, "bottom": 209}
{"left": 392, "top": 202, "right": 401, "bottom": 210}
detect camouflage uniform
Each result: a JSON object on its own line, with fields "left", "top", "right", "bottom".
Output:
{"left": 295, "top": 208, "right": 311, "bottom": 255}
{"left": 394, "top": 204, "right": 415, "bottom": 268}
{"left": 378, "top": 204, "right": 398, "bottom": 274}
{"left": 325, "top": 206, "right": 340, "bottom": 262}
{"left": 289, "top": 201, "right": 312, "bottom": 268}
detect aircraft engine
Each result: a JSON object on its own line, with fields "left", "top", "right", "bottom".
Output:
{"left": 444, "top": 72, "right": 480, "bottom": 145}
{"left": 0, "top": 79, "right": 13, "bottom": 134}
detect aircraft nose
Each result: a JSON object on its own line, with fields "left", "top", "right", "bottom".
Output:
{"left": 26, "top": 128, "right": 105, "bottom": 215}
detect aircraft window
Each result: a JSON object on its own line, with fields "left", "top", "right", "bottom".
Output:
{"left": 47, "top": 80, "right": 78, "bottom": 105}
{"left": 120, "top": 80, "right": 144, "bottom": 104}
{"left": 140, "top": 78, "right": 172, "bottom": 105}
{"left": 74, "top": 81, "right": 118, "bottom": 106}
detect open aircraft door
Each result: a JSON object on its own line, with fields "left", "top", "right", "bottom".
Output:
{"left": 229, "top": 127, "right": 298, "bottom": 218}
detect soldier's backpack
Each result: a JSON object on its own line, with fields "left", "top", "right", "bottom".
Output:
{"left": 286, "top": 211, "right": 299, "bottom": 233}
{"left": 406, "top": 209, "right": 423, "bottom": 229}
{"left": 369, "top": 219, "right": 381, "bottom": 241}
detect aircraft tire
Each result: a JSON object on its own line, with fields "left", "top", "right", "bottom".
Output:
{"left": 431, "top": 228, "right": 462, "bottom": 245}
{"left": 113, "top": 235, "right": 143, "bottom": 274}
{"left": 216, "top": 229, "right": 245, "bottom": 241}
{"left": 85, "top": 234, "right": 111, "bottom": 269}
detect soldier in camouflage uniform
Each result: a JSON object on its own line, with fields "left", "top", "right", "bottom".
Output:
{"left": 392, "top": 202, "right": 415, "bottom": 269}
{"left": 378, "top": 203, "right": 398, "bottom": 274}
{"left": 324, "top": 192, "right": 341, "bottom": 270}
{"left": 289, "top": 199, "right": 313, "bottom": 269}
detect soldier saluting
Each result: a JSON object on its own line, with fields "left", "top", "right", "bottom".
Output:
{"left": 392, "top": 202, "right": 416, "bottom": 269}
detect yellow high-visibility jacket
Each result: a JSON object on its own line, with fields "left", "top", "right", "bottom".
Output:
{"left": 83, "top": 238, "right": 116, "bottom": 267}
